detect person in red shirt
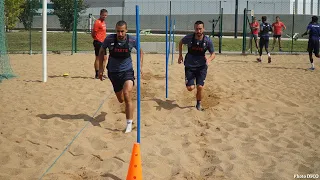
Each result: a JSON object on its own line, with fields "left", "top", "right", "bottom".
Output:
{"left": 271, "top": 16, "right": 286, "bottom": 52}
{"left": 249, "top": 17, "right": 259, "bottom": 54}
{"left": 92, "top": 9, "right": 108, "bottom": 79}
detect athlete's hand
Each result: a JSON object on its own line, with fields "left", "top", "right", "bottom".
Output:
{"left": 178, "top": 55, "right": 184, "bottom": 64}
{"left": 206, "top": 57, "right": 211, "bottom": 65}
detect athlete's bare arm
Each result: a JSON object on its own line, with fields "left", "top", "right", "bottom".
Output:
{"left": 178, "top": 40, "right": 184, "bottom": 64}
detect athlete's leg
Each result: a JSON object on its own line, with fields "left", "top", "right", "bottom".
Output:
{"left": 265, "top": 37, "right": 271, "bottom": 63}
{"left": 103, "top": 55, "right": 107, "bottom": 77}
{"left": 249, "top": 35, "right": 253, "bottom": 52}
{"left": 314, "top": 39, "right": 320, "bottom": 58}
{"left": 185, "top": 67, "right": 196, "bottom": 91}
{"left": 254, "top": 35, "right": 259, "bottom": 52}
{"left": 307, "top": 39, "right": 315, "bottom": 70}
{"left": 257, "top": 37, "right": 264, "bottom": 62}
{"left": 108, "top": 71, "right": 125, "bottom": 103}
{"left": 271, "top": 36, "right": 277, "bottom": 51}
{"left": 93, "top": 41, "right": 100, "bottom": 78}
{"left": 123, "top": 80, "right": 134, "bottom": 120}
{"left": 278, "top": 36, "right": 283, "bottom": 51}
{"left": 195, "top": 65, "right": 208, "bottom": 111}
{"left": 122, "top": 70, "right": 135, "bottom": 133}
{"left": 115, "top": 91, "right": 124, "bottom": 103}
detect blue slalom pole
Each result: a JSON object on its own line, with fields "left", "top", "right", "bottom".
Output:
{"left": 168, "top": 19, "right": 172, "bottom": 57}
{"left": 135, "top": 5, "right": 141, "bottom": 143}
{"left": 171, "top": 19, "right": 175, "bottom": 65}
{"left": 165, "top": 16, "right": 168, "bottom": 99}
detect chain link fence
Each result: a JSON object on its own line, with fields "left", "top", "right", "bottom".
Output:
{"left": 5, "top": 0, "right": 320, "bottom": 53}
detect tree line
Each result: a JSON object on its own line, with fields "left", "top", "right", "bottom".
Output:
{"left": 4, "top": 0, "right": 88, "bottom": 32}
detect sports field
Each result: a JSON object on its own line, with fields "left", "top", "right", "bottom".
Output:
{"left": 0, "top": 53, "right": 319, "bottom": 179}
{"left": 6, "top": 31, "right": 308, "bottom": 53}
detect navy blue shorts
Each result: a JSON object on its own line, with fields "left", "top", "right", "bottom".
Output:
{"left": 185, "top": 65, "right": 208, "bottom": 86}
{"left": 108, "top": 69, "right": 135, "bottom": 93}
{"left": 308, "top": 38, "right": 319, "bottom": 55}
{"left": 250, "top": 34, "right": 258, "bottom": 40}
{"left": 93, "top": 40, "right": 106, "bottom": 56}
{"left": 273, "top": 35, "right": 281, "bottom": 39}
{"left": 259, "top": 37, "right": 269, "bottom": 49}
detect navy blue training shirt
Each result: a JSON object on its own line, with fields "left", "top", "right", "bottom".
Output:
{"left": 181, "top": 34, "right": 214, "bottom": 68}
{"left": 307, "top": 23, "right": 320, "bottom": 39}
{"left": 102, "top": 34, "right": 137, "bottom": 72}
{"left": 259, "top": 22, "right": 272, "bottom": 38}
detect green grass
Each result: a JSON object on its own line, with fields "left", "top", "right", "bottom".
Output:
{"left": 6, "top": 31, "right": 308, "bottom": 53}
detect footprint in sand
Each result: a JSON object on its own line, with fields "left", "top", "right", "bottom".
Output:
{"left": 200, "top": 165, "right": 221, "bottom": 177}
{"left": 247, "top": 152, "right": 266, "bottom": 166}
{"left": 264, "top": 122, "right": 277, "bottom": 128}
{"left": 262, "top": 159, "right": 276, "bottom": 173}
{"left": 201, "top": 148, "right": 222, "bottom": 165}
{"left": 277, "top": 137, "right": 300, "bottom": 149}
{"left": 107, "top": 100, "right": 125, "bottom": 115}
{"left": 222, "top": 123, "right": 235, "bottom": 132}
{"left": 53, "top": 119, "right": 73, "bottom": 129}
{"left": 235, "top": 121, "right": 249, "bottom": 128}
{"left": 153, "top": 74, "right": 166, "bottom": 80}
{"left": 141, "top": 72, "right": 152, "bottom": 80}
{"left": 269, "top": 129, "right": 282, "bottom": 138}
{"left": 228, "top": 153, "right": 237, "bottom": 160}
{"left": 258, "top": 135, "right": 269, "bottom": 142}
{"left": 303, "top": 141, "right": 312, "bottom": 148}
{"left": 253, "top": 115, "right": 268, "bottom": 124}
{"left": 221, "top": 162, "right": 234, "bottom": 172}
{"left": 182, "top": 138, "right": 191, "bottom": 148}
{"left": 3, "top": 167, "right": 22, "bottom": 176}
{"left": 33, "top": 156, "right": 45, "bottom": 166}
{"left": 69, "top": 145, "right": 85, "bottom": 156}
{"left": 191, "top": 119, "right": 209, "bottom": 128}
{"left": 279, "top": 98, "right": 299, "bottom": 107}
{"left": 107, "top": 157, "right": 124, "bottom": 170}
{"left": 298, "top": 164, "right": 314, "bottom": 174}
{"left": 160, "top": 148, "right": 173, "bottom": 156}
{"left": 211, "top": 138, "right": 223, "bottom": 144}
{"left": 217, "top": 144, "right": 234, "bottom": 151}
{"left": 87, "top": 137, "right": 108, "bottom": 150}
{"left": 306, "top": 156, "right": 320, "bottom": 168}
{"left": 268, "top": 144, "right": 282, "bottom": 152}
{"left": 0, "top": 155, "right": 10, "bottom": 166}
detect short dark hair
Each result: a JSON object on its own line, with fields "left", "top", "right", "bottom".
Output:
{"left": 100, "top": 9, "right": 108, "bottom": 14}
{"left": 276, "top": 16, "right": 280, "bottom": 19}
{"left": 262, "top": 16, "right": 267, "bottom": 22}
{"left": 194, "top": 20, "right": 204, "bottom": 27}
{"left": 116, "top": 20, "right": 127, "bottom": 28}
{"left": 312, "top": 16, "right": 318, "bottom": 23}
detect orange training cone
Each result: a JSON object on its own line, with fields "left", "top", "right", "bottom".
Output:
{"left": 126, "top": 143, "right": 143, "bottom": 180}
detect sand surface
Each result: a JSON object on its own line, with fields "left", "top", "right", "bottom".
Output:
{"left": 0, "top": 53, "right": 319, "bottom": 180}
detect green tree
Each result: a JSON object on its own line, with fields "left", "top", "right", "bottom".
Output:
{"left": 4, "top": 0, "right": 25, "bottom": 31}
{"left": 18, "top": 0, "right": 41, "bottom": 30}
{"left": 51, "top": 0, "right": 88, "bottom": 32}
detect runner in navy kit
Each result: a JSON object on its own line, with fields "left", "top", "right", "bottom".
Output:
{"left": 98, "top": 20, "right": 144, "bottom": 133}
{"left": 302, "top": 16, "right": 320, "bottom": 70}
{"left": 257, "top": 16, "right": 273, "bottom": 63}
{"left": 178, "top": 21, "right": 215, "bottom": 111}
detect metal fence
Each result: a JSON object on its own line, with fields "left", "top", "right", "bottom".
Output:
{"left": 6, "top": 0, "right": 320, "bottom": 53}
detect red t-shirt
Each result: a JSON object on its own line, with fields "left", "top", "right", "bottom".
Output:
{"left": 93, "top": 19, "right": 107, "bottom": 42}
{"left": 272, "top": 22, "right": 285, "bottom": 35}
{"left": 250, "top": 21, "right": 259, "bottom": 35}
